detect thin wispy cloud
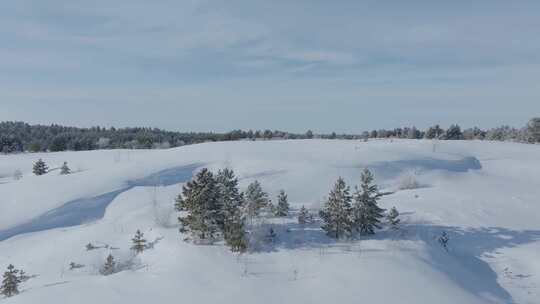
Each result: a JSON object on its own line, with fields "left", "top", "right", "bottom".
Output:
{"left": 1, "top": 0, "right": 539, "bottom": 132}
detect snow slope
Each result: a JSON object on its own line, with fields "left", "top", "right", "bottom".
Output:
{"left": 0, "top": 139, "right": 539, "bottom": 303}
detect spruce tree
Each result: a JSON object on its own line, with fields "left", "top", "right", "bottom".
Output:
{"left": 225, "top": 211, "right": 248, "bottom": 253}
{"left": 100, "top": 254, "right": 116, "bottom": 276}
{"left": 244, "top": 180, "right": 269, "bottom": 218}
{"left": 1, "top": 264, "right": 20, "bottom": 297}
{"left": 216, "top": 168, "right": 244, "bottom": 235}
{"left": 298, "top": 205, "right": 311, "bottom": 225}
{"left": 387, "top": 207, "right": 400, "bottom": 229}
{"left": 60, "top": 161, "right": 71, "bottom": 175}
{"left": 32, "top": 159, "right": 48, "bottom": 175}
{"left": 275, "top": 190, "right": 290, "bottom": 217}
{"left": 176, "top": 168, "right": 221, "bottom": 242}
{"left": 352, "top": 169, "right": 385, "bottom": 235}
{"left": 319, "top": 177, "right": 353, "bottom": 239}
{"left": 131, "top": 230, "right": 147, "bottom": 254}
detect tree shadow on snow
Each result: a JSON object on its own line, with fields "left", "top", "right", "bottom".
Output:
{"left": 252, "top": 216, "right": 540, "bottom": 303}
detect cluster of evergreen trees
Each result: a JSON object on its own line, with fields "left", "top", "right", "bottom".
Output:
{"left": 0, "top": 121, "right": 308, "bottom": 153}
{"left": 31, "top": 159, "right": 71, "bottom": 176}
{"left": 363, "top": 118, "right": 540, "bottom": 142}
{"left": 175, "top": 168, "right": 291, "bottom": 252}
{"left": 2, "top": 117, "right": 539, "bottom": 154}
{"left": 319, "top": 169, "right": 399, "bottom": 238}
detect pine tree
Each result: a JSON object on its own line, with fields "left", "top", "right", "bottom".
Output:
{"left": 297, "top": 205, "right": 311, "bottom": 225}
{"left": 216, "top": 168, "right": 244, "bottom": 235}
{"left": 176, "top": 168, "right": 221, "bottom": 242}
{"left": 1, "top": 264, "right": 20, "bottom": 297}
{"left": 225, "top": 211, "right": 248, "bottom": 253}
{"left": 387, "top": 207, "right": 400, "bottom": 230}
{"left": 244, "top": 180, "right": 270, "bottom": 218}
{"left": 275, "top": 190, "right": 290, "bottom": 217}
{"left": 352, "top": 169, "right": 385, "bottom": 235}
{"left": 32, "top": 159, "right": 48, "bottom": 175}
{"left": 60, "top": 161, "right": 71, "bottom": 175}
{"left": 131, "top": 230, "right": 147, "bottom": 254}
{"left": 100, "top": 254, "right": 116, "bottom": 276}
{"left": 438, "top": 232, "right": 449, "bottom": 251}
{"left": 319, "top": 177, "right": 353, "bottom": 239}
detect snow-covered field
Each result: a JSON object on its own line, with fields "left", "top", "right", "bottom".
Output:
{"left": 1, "top": 139, "right": 539, "bottom": 304}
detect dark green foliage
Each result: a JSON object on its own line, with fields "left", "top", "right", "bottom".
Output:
{"left": 215, "top": 168, "right": 248, "bottom": 252}
{"left": 131, "top": 230, "right": 147, "bottom": 254}
{"left": 245, "top": 181, "right": 270, "bottom": 218}
{"left": 438, "top": 232, "right": 449, "bottom": 251}
{"left": 352, "top": 169, "right": 385, "bottom": 235}
{"left": 319, "top": 177, "right": 353, "bottom": 239}
{"left": 275, "top": 190, "right": 289, "bottom": 217}
{"left": 32, "top": 159, "right": 48, "bottom": 175}
{"left": 443, "top": 124, "right": 463, "bottom": 140}
{"left": 177, "top": 168, "right": 221, "bottom": 242}
{"left": 224, "top": 211, "right": 248, "bottom": 253}
{"left": 1, "top": 264, "right": 20, "bottom": 297}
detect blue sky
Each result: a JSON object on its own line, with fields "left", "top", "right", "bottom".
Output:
{"left": 1, "top": 0, "right": 539, "bottom": 132}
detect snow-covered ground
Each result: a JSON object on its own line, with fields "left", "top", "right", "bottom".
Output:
{"left": 0, "top": 139, "right": 539, "bottom": 303}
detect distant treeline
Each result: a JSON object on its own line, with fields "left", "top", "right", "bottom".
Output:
{"left": 0, "top": 118, "right": 539, "bottom": 153}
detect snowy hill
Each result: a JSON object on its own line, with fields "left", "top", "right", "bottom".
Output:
{"left": 1, "top": 139, "right": 539, "bottom": 304}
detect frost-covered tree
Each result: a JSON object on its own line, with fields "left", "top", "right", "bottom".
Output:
{"left": 224, "top": 210, "right": 248, "bottom": 253}
{"left": 527, "top": 117, "right": 540, "bottom": 143}
{"left": 244, "top": 180, "right": 270, "bottom": 218}
{"left": 32, "top": 159, "right": 48, "bottom": 175}
{"left": 60, "top": 161, "right": 71, "bottom": 175}
{"left": 216, "top": 168, "right": 244, "bottom": 233}
{"left": 275, "top": 190, "right": 290, "bottom": 217}
{"left": 176, "top": 168, "right": 221, "bottom": 242}
{"left": 386, "top": 207, "right": 400, "bottom": 229}
{"left": 100, "top": 254, "right": 116, "bottom": 276}
{"left": 131, "top": 230, "right": 147, "bottom": 254}
{"left": 319, "top": 177, "right": 353, "bottom": 239}
{"left": 1, "top": 264, "right": 20, "bottom": 297}
{"left": 443, "top": 124, "right": 463, "bottom": 140}
{"left": 352, "top": 169, "right": 385, "bottom": 235}
{"left": 297, "top": 205, "right": 312, "bottom": 225}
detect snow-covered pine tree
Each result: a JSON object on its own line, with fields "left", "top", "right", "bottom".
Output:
{"left": 1, "top": 264, "right": 20, "bottom": 297}
{"left": 32, "top": 159, "right": 48, "bottom": 175}
{"left": 244, "top": 180, "right": 270, "bottom": 218}
{"left": 216, "top": 168, "right": 244, "bottom": 236}
{"left": 176, "top": 168, "right": 221, "bottom": 242}
{"left": 131, "top": 230, "right": 147, "bottom": 254}
{"left": 319, "top": 177, "right": 353, "bottom": 239}
{"left": 60, "top": 161, "right": 71, "bottom": 175}
{"left": 297, "top": 205, "right": 311, "bottom": 225}
{"left": 225, "top": 210, "right": 248, "bottom": 253}
{"left": 352, "top": 169, "right": 385, "bottom": 235}
{"left": 386, "top": 207, "right": 400, "bottom": 230}
{"left": 100, "top": 254, "right": 116, "bottom": 276}
{"left": 275, "top": 190, "right": 290, "bottom": 217}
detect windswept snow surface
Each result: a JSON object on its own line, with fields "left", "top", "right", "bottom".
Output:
{"left": 1, "top": 139, "right": 539, "bottom": 303}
